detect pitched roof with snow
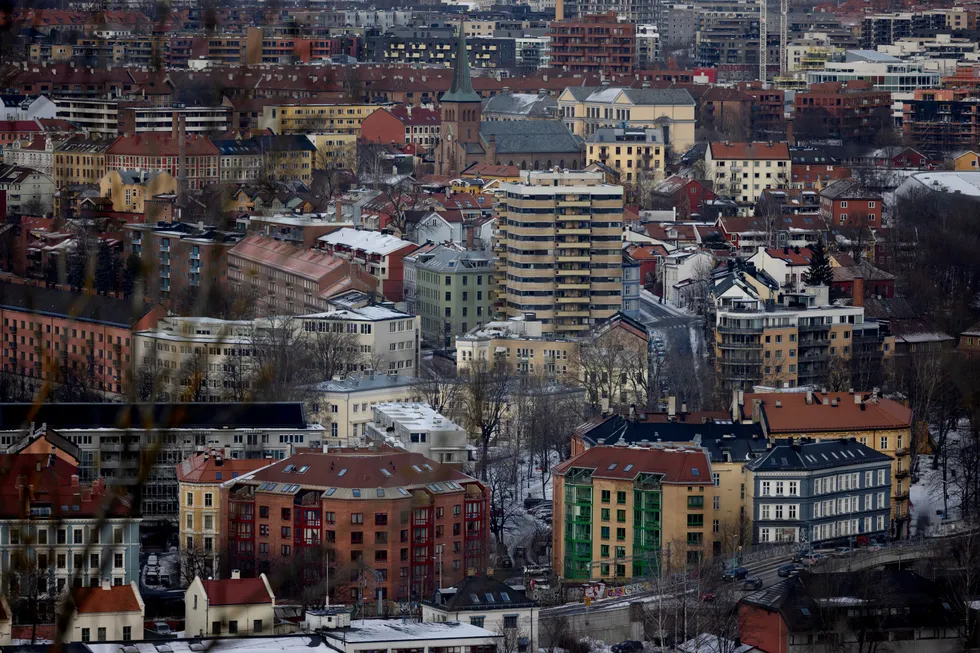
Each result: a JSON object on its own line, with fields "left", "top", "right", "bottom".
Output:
{"left": 740, "top": 392, "right": 912, "bottom": 433}
{"left": 317, "top": 227, "right": 416, "bottom": 256}
{"left": 202, "top": 577, "right": 273, "bottom": 606}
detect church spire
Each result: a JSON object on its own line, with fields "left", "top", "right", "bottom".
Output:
{"left": 441, "top": 22, "right": 481, "bottom": 103}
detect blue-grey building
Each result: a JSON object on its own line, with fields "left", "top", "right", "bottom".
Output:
{"left": 622, "top": 247, "right": 641, "bottom": 319}
{"left": 746, "top": 438, "right": 892, "bottom": 547}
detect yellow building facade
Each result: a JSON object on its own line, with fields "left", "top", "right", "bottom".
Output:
{"left": 259, "top": 103, "right": 387, "bottom": 135}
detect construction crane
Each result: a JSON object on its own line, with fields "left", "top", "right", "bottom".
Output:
{"left": 759, "top": 0, "right": 767, "bottom": 82}
{"left": 780, "top": 0, "right": 788, "bottom": 76}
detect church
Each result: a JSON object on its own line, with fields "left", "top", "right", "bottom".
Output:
{"left": 436, "top": 28, "right": 583, "bottom": 177}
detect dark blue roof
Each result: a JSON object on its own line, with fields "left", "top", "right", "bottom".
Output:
{"left": 746, "top": 438, "right": 892, "bottom": 472}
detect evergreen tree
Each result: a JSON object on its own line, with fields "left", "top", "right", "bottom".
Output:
{"left": 66, "top": 248, "right": 87, "bottom": 292}
{"left": 804, "top": 237, "right": 833, "bottom": 286}
{"left": 121, "top": 253, "right": 142, "bottom": 298}
{"left": 95, "top": 240, "right": 117, "bottom": 295}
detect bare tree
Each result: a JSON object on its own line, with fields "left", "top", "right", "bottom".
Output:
{"left": 575, "top": 327, "right": 649, "bottom": 416}
{"left": 459, "top": 358, "right": 510, "bottom": 481}
{"left": 414, "top": 356, "right": 462, "bottom": 416}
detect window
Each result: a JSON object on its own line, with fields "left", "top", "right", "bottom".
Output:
{"left": 617, "top": 491, "right": 627, "bottom": 504}
{"left": 260, "top": 505, "right": 269, "bottom": 519}
{"left": 713, "top": 496, "right": 720, "bottom": 510}
{"left": 229, "top": 621, "right": 238, "bottom": 635}
{"left": 352, "top": 513, "right": 364, "bottom": 524}
{"left": 471, "top": 617, "right": 485, "bottom": 628}
{"left": 601, "top": 508, "right": 610, "bottom": 521}
{"left": 880, "top": 436, "right": 888, "bottom": 450}
{"left": 81, "top": 629, "right": 90, "bottom": 642}
{"left": 282, "top": 508, "right": 291, "bottom": 520}
{"left": 688, "top": 495, "right": 704, "bottom": 508}
{"left": 254, "top": 620, "right": 263, "bottom": 633}
{"left": 616, "top": 528, "right": 626, "bottom": 541}
{"left": 687, "top": 514, "right": 704, "bottom": 527}
{"left": 504, "top": 615, "right": 519, "bottom": 629}
{"left": 123, "top": 626, "right": 132, "bottom": 641}
{"left": 617, "top": 509, "right": 626, "bottom": 522}
{"left": 98, "top": 628, "right": 106, "bottom": 642}
{"left": 788, "top": 481, "right": 799, "bottom": 496}
{"left": 204, "top": 493, "right": 213, "bottom": 507}
{"left": 761, "top": 481, "right": 771, "bottom": 496}
{"left": 186, "top": 492, "right": 193, "bottom": 506}
{"left": 114, "top": 553, "right": 124, "bottom": 568}
{"left": 282, "top": 527, "right": 291, "bottom": 538}
{"left": 601, "top": 490, "right": 610, "bottom": 503}
{"left": 601, "top": 526, "right": 610, "bottom": 539}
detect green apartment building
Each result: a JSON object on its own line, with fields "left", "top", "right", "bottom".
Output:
{"left": 404, "top": 245, "right": 493, "bottom": 348}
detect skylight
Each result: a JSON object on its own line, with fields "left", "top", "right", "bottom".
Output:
{"left": 608, "top": 463, "right": 618, "bottom": 470}
{"left": 284, "top": 465, "right": 296, "bottom": 473}
{"left": 624, "top": 464, "right": 633, "bottom": 472}
{"left": 471, "top": 594, "right": 480, "bottom": 603}
{"left": 298, "top": 466, "right": 310, "bottom": 473}
{"left": 398, "top": 488, "right": 410, "bottom": 496}
{"left": 338, "top": 468, "right": 348, "bottom": 477}
{"left": 377, "top": 488, "right": 385, "bottom": 497}
{"left": 486, "top": 593, "right": 495, "bottom": 602}
{"left": 326, "top": 488, "right": 337, "bottom": 496}
{"left": 412, "top": 465, "right": 423, "bottom": 473}
{"left": 352, "top": 489, "right": 361, "bottom": 497}
{"left": 691, "top": 468, "right": 700, "bottom": 476}
{"left": 380, "top": 468, "right": 393, "bottom": 477}
{"left": 500, "top": 592, "right": 511, "bottom": 601}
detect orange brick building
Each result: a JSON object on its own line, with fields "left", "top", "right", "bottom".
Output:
{"left": 221, "top": 450, "right": 489, "bottom": 604}
{"left": 549, "top": 13, "right": 635, "bottom": 76}
{"left": 0, "top": 283, "right": 165, "bottom": 395}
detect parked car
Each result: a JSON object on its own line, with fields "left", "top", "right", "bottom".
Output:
{"left": 777, "top": 563, "right": 803, "bottom": 578}
{"left": 722, "top": 566, "right": 749, "bottom": 581}
{"left": 152, "top": 623, "right": 173, "bottom": 637}
{"left": 612, "top": 641, "right": 644, "bottom": 653}
{"left": 833, "top": 546, "right": 855, "bottom": 557}
{"left": 700, "top": 592, "right": 717, "bottom": 602}
{"left": 800, "top": 554, "right": 825, "bottom": 567}
{"left": 792, "top": 550, "right": 813, "bottom": 563}
{"left": 741, "top": 577, "right": 764, "bottom": 590}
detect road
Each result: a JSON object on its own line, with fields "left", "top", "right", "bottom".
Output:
{"left": 542, "top": 554, "right": 795, "bottom": 618}
{"left": 638, "top": 292, "right": 702, "bottom": 357}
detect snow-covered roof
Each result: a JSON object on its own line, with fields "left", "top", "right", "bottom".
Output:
{"left": 318, "top": 227, "right": 416, "bottom": 256}
{"left": 86, "top": 636, "right": 332, "bottom": 653}
{"left": 301, "top": 304, "right": 411, "bottom": 321}
{"left": 322, "top": 619, "right": 501, "bottom": 644}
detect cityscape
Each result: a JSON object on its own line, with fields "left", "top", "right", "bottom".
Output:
{"left": 0, "top": 0, "right": 979, "bottom": 650}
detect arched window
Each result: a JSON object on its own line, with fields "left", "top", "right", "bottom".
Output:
{"left": 559, "top": 159, "right": 565, "bottom": 168}
{"left": 546, "top": 160, "right": 552, "bottom": 168}
{"left": 519, "top": 161, "right": 525, "bottom": 170}
{"left": 534, "top": 160, "right": 540, "bottom": 169}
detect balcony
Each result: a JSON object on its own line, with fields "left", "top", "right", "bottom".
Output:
{"left": 894, "top": 491, "right": 910, "bottom": 501}
{"left": 556, "top": 241, "right": 590, "bottom": 249}
{"left": 557, "top": 295, "right": 590, "bottom": 304}
{"left": 895, "top": 469, "right": 910, "bottom": 479}
{"left": 558, "top": 228, "right": 590, "bottom": 235}
{"left": 718, "top": 355, "right": 762, "bottom": 365}
{"left": 557, "top": 255, "right": 590, "bottom": 263}
{"left": 557, "top": 309, "right": 590, "bottom": 317}
{"left": 896, "top": 447, "right": 909, "bottom": 456}
{"left": 558, "top": 282, "right": 589, "bottom": 290}
{"left": 717, "top": 341, "right": 761, "bottom": 350}
{"left": 718, "top": 325, "right": 763, "bottom": 335}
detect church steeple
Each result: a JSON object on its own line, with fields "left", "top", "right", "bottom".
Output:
{"left": 441, "top": 23, "right": 481, "bottom": 104}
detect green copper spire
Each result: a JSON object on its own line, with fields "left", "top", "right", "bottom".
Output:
{"left": 441, "top": 23, "right": 481, "bottom": 103}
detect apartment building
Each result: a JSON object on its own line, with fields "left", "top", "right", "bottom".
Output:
{"left": 714, "top": 284, "right": 881, "bottom": 390}
{"left": 403, "top": 245, "right": 493, "bottom": 348}
{"left": 902, "top": 88, "right": 980, "bottom": 151}
{"left": 734, "top": 390, "right": 912, "bottom": 538}
{"left": 360, "top": 106, "right": 441, "bottom": 150}
{"left": 0, "top": 283, "right": 165, "bottom": 396}
{"left": 2, "top": 135, "right": 58, "bottom": 177}
{"left": 54, "top": 99, "right": 120, "bottom": 136}
{"left": 366, "top": 30, "right": 516, "bottom": 69}
{"left": 705, "top": 141, "right": 791, "bottom": 205}
{"left": 177, "top": 451, "right": 270, "bottom": 576}
{"left": 794, "top": 81, "right": 891, "bottom": 141}
{"left": 307, "top": 373, "right": 420, "bottom": 443}
{"left": 0, "top": 430, "right": 141, "bottom": 593}
{"left": 585, "top": 127, "right": 666, "bottom": 186}
{"left": 494, "top": 170, "right": 624, "bottom": 335}
{"left": 819, "top": 179, "right": 883, "bottom": 227}
{"left": 105, "top": 133, "right": 219, "bottom": 190}
{"left": 317, "top": 228, "right": 418, "bottom": 302}
{"left": 745, "top": 438, "right": 892, "bottom": 545}
{"left": 53, "top": 136, "right": 112, "bottom": 190}
{"left": 552, "top": 445, "right": 715, "bottom": 582}
{"left": 365, "top": 403, "right": 474, "bottom": 467}
{"left": 117, "top": 105, "right": 232, "bottom": 135}
{"left": 244, "top": 212, "right": 353, "bottom": 248}
{"left": 558, "top": 86, "right": 696, "bottom": 152}
{"left": 214, "top": 139, "right": 264, "bottom": 183}
{"left": 549, "top": 13, "right": 635, "bottom": 76}
{"left": 0, "top": 164, "right": 55, "bottom": 215}
{"left": 124, "top": 221, "right": 241, "bottom": 303}
{"left": 0, "top": 402, "right": 322, "bottom": 522}
{"left": 256, "top": 135, "right": 317, "bottom": 184}
{"left": 231, "top": 234, "right": 370, "bottom": 310}
{"left": 221, "top": 451, "right": 489, "bottom": 602}
{"left": 259, "top": 103, "right": 387, "bottom": 136}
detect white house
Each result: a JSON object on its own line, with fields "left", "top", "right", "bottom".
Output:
{"left": 0, "top": 96, "right": 57, "bottom": 121}
{"left": 307, "top": 373, "right": 420, "bottom": 444}
{"left": 661, "top": 248, "right": 715, "bottom": 307}
{"left": 0, "top": 164, "right": 55, "bottom": 215}
{"left": 747, "top": 246, "right": 812, "bottom": 293}
{"left": 2, "top": 136, "right": 58, "bottom": 178}
{"left": 364, "top": 402, "right": 475, "bottom": 467}
{"left": 411, "top": 210, "right": 496, "bottom": 248}
{"left": 422, "top": 576, "right": 540, "bottom": 653}
{"left": 65, "top": 580, "right": 145, "bottom": 643}
{"left": 185, "top": 572, "right": 276, "bottom": 637}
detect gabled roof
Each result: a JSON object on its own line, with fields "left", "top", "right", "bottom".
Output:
{"left": 709, "top": 141, "right": 790, "bottom": 160}
{"left": 746, "top": 437, "right": 891, "bottom": 472}
{"left": 201, "top": 577, "right": 273, "bottom": 606}
{"left": 820, "top": 178, "right": 881, "bottom": 201}
{"left": 552, "top": 444, "right": 712, "bottom": 484}
{"left": 764, "top": 247, "right": 812, "bottom": 266}
{"left": 388, "top": 105, "right": 441, "bottom": 126}
{"left": 73, "top": 584, "right": 142, "bottom": 614}
{"left": 0, "top": 283, "right": 158, "bottom": 328}
{"left": 425, "top": 576, "right": 537, "bottom": 611}
{"left": 740, "top": 392, "right": 912, "bottom": 433}
{"left": 479, "top": 121, "right": 581, "bottom": 154}
{"left": 177, "top": 451, "right": 270, "bottom": 483}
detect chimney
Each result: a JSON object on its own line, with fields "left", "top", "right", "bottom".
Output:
{"left": 681, "top": 401, "right": 688, "bottom": 414}
{"left": 336, "top": 199, "right": 344, "bottom": 221}
{"left": 231, "top": 569, "right": 241, "bottom": 580}
{"left": 822, "top": 396, "right": 830, "bottom": 405}
{"left": 806, "top": 390, "right": 813, "bottom": 405}
{"left": 102, "top": 578, "right": 111, "bottom": 591}
{"left": 751, "top": 399, "right": 762, "bottom": 423}
{"left": 667, "top": 396, "right": 676, "bottom": 418}
{"left": 852, "top": 275, "right": 865, "bottom": 307}
{"left": 854, "top": 393, "right": 862, "bottom": 405}
{"left": 407, "top": 105, "right": 413, "bottom": 119}
{"left": 70, "top": 474, "right": 79, "bottom": 486}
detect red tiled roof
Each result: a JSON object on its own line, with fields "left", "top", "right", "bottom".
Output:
{"left": 243, "top": 451, "right": 477, "bottom": 491}
{"left": 709, "top": 141, "right": 790, "bottom": 160}
{"left": 73, "top": 584, "right": 141, "bottom": 614}
{"left": 764, "top": 247, "right": 812, "bottom": 266}
{"left": 388, "top": 105, "right": 441, "bottom": 126}
{"left": 625, "top": 243, "right": 669, "bottom": 259}
{"left": 553, "top": 445, "right": 712, "bottom": 484}
{"left": 645, "top": 223, "right": 700, "bottom": 241}
{"left": 462, "top": 163, "right": 519, "bottom": 178}
{"left": 741, "top": 392, "right": 912, "bottom": 432}
{"left": 202, "top": 578, "right": 272, "bottom": 606}
{"left": 0, "top": 453, "right": 130, "bottom": 518}
{"left": 176, "top": 451, "right": 269, "bottom": 483}
{"left": 0, "top": 120, "right": 41, "bottom": 133}
{"left": 106, "top": 133, "right": 218, "bottom": 157}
